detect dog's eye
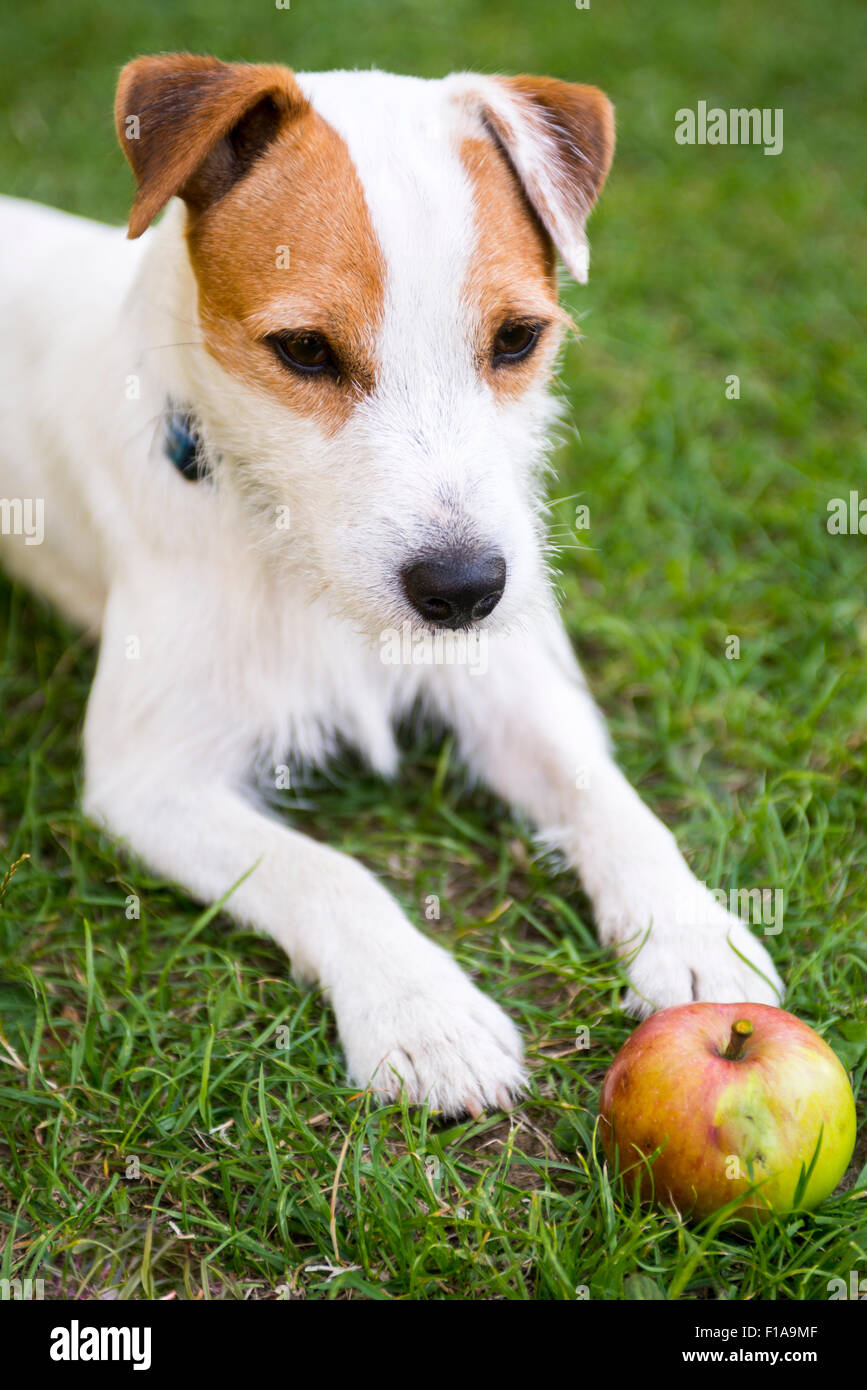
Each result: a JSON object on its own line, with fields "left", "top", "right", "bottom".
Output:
{"left": 269, "top": 331, "right": 334, "bottom": 375}
{"left": 492, "top": 321, "right": 541, "bottom": 365}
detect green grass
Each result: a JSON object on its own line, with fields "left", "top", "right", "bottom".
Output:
{"left": 1, "top": 0, "right": 865, "bottom": 1301}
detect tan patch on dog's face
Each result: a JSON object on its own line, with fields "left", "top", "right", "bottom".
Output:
{"left": 459, "top": 137, "right": 572, "bottom": 400}
{"left": 186, "top": 107, "right": 386, "bottom": 436}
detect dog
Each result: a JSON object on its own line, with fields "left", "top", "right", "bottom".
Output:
{"left": 0, "top": 54, "right": 783, "bottom": 1117}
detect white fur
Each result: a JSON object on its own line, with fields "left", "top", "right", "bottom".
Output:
{"left": 0, "top": 68, "right": 782, "bottom": 1117}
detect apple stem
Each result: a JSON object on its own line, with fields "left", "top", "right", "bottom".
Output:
{"left": 723, "top": 1018, "right": 754, "bottom": 1061}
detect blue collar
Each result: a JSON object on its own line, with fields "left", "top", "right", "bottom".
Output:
{"left": 165, "top": 405, "right": 208, "bottom": 481}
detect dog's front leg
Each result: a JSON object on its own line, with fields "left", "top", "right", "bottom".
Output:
{"left": 80, "top": 596, "right": 524, "bottom": 1117}
{"left": 430, "top": 615, "right": 784, "bottom": 1015}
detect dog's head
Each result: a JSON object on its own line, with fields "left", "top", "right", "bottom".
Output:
{"left": 116, "top": 55, "right": 614, "bottom": 636}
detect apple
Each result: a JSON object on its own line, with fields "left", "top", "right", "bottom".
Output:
{"left": 598, "top": 1002, "right": 857, "bottom": 1221}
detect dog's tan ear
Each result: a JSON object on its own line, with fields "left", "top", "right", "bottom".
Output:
{"left": 453, "top": 75, "right": 614, "bottom": 283}
{"left": 115, "top": 53, "right": 308, "bottom": 238}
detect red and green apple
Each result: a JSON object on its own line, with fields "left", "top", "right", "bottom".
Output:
{"left": 598, "top": 1002, "right": 857, "bottom": 1221}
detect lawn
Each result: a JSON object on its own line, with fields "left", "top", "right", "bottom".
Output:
{"left": 0, "top": 0, "right": 865, "bottom": 1301}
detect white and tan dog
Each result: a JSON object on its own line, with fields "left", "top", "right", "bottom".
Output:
{"left": 0, "top": 55, "right": 782, "bottom": 1116}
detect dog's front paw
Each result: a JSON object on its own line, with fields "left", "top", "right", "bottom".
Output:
{"left": 336, "top": 956, "right": 526, "bottom": 1118}
{"left": 619, "top": 905, "right": 784, "bottom": 1020}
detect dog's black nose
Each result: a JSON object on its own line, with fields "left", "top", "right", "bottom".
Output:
{"left": 401, "top": 550, "right": 506, "bottom": 628}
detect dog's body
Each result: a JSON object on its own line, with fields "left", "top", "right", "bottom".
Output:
{"left": 0, "top": 58, "right": 782, "bottom": 1115}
